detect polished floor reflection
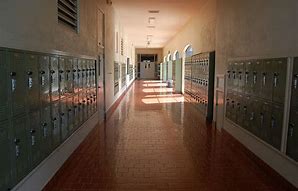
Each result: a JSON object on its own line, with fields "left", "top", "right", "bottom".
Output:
{"left": 43, "top": 80, "right": 293, "bottom": 191}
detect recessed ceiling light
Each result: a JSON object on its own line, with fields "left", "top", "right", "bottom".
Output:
{"left": 147, "top": 26, "right": 155, "bottom": 28}
{"left": 148, "top": 10, "right": 160, "bottom": 14}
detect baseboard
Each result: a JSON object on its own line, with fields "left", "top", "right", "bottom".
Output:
{"left": 12, "top": 112, "right": 101, "bottom": 191}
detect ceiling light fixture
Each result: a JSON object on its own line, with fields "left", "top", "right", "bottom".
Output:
{"left": 148, "top": 10, "right": 160, "bottom": 14}
{"left": 147, "top": 26, "right": 155, "bottom": 28}
{"left": 148, "top": 17, "right": 156, "bottom": 25}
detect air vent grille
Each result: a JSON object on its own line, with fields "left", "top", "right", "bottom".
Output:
{"left": 58, "top": 0, "right": 78, "bottom": 31}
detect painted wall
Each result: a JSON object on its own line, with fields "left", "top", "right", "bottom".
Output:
{"left": 0, "top": 0, "right": 136, "bottom": 113}
{"left": 162, "top": 0, "right": 217, "bottom": 57}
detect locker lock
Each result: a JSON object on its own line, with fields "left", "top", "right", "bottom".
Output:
{"left": 42, "top": 123, "right": 47, "bottom": 127}
{"left": 27, "top": 71, "right": 33, "bottom": 75}
{"left": 78, "top": 69, "right": 81, "bottom": 72}
{"left": 289, "top": 123, "right": 295, "bottom": 137}
{"left": 67, "top": 70, "right": 71, "bottom": 73}
{"left": 52, "top": 117, "right": 57, "bottom": 121}
{"left": 293, "top": 74, "right": 298, "bottom": 89}
{"left": 30, "top": 129, "right": 36, "bottom": 134}
{"left": 73, "top": 69, "right": 77, "bottom": 72}
{"left": 50, "top": 70, "right": 55, "bottom": 74}
{"left": 10, "top": 72, "right": 16, "bottom": 76}
{"left": 82, "top": 100, "right": 86, "bottom": 103}
{"left": 40, "top": 71, "right": 45, "bottom": 75}
{"left": 59, "top": 70, "right": 64, "bottom": 73}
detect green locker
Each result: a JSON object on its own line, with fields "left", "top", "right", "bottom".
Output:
{"left": 65, "top": 58, "right": 74, "bottom": 96}
{"left": 39, "top": 56, "right": 51, "bottom": 106}
{"left": 236, "top": 62, "right": 245, "bottom": 93}
{"left": 0, "top": 120, "right": 12, "bottom": 191}
{"left": 259, "top": 59, "right": 273, "bottom": 101}
{"left": 51, "top": 101, "right": 61, "bottom": 149}
{"left": 242, "top": 96, "right": 251, "bottom": 130}
{"left": 244, "top": 61, "right": 253, "bottom": 95}
{"left": 86, "top": 60, "right": 91, "bottom": 88}
{"left": 27, "top": 111, "right": 43, "bottom": 169}
{"left": 272, "top": 58, "right": 287, "bottom": 104}
{"left": 50, "top": 57, "right": 59, "bottom": 102}
{"left": 225, "top": 91, "right": 233, "bottom": 120}
{"left": 258, "top": 101, "right": 271, "bottom": 142}
{"left": 40, "top": 105, "right": 52, "bottom": 156}
{"left": 226, "top": 62, "right": 234, "bottom": 91}
{"left": 248, "top": 99, "right": 260, "bottom": 135}
{"left": 26, "top": 54, "right": 40, "bottom": 112}
{"left": 90, "top": 60, "right": 96, "bottom": 88}
{"left": 73, "top": 94, "right": 80, "bottom": 129}
{"left": 67, "top": 96, "right": 74, "bottom": 134}
{"left": 291, "top": 58, "right": 298, "bottom": 108}
{"left": 60, "top": 98, "right": 68, "bottom": 141}
{"left": 252, "top": 60, "right": 262, "bottom": 97}
{"left": 12, "top": 115, "right": 30, "bottom": 183}
{"left": 231, "top": 63, "right": 238, "bottom": 92}
{"left": 59, "top": 57, "right": 67, "bottom": 99}
{"left": 80, "top": 91, "right": 88, "bottom": 121}
{"left": 77, "top": 97, "right": 84, "bottom": 126}
{"left": 235, "top": 94, "right": 244, "bottom": 126}
{"left": 0, "top": 50, "right": 9, "bottom": 121}
{"left": 77, "top": 59, "right": 83, "bottom": 91}
{"left": 73, "top": 59, "right": 79, "bottom": 94}
{"left": 10, "top": 52, "right": 27, "bottom": 116}
{"left": 286, "top": 109, "right": 298, "bottom": 161}
{"left": 81, "top": 59, "right": 87, "bottom": 90}
{"left": 269, "top": 104, "right": 283, "bottom": 150}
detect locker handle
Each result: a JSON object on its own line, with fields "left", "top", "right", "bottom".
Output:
{"left": 73, "top": 69, "right": 77, "bottom": 72}
{"left": 40, "top": 71, "right": 45, "bottom": 75}
{"left": 59, "top": 70, "right": 64, "bottom": 73}
{"left": 10, "top": 72, "right": 16, "bottom": 76}
{"left": 51, "top": 70, "right": 55, "bottom": 74}
{"left": 27, "top": 71, "right": 33, "bottom": 75}
{"left": 78, "top": 69, "right": 81, "bottom": 72}
{"left": 289, "top": 123, "right": 295, "bottom": 137}
{"left": 60, "top": 113, "right": 65, "bottom": 116}
{"left": 67, "top": 70, "right": 71, "bottom": 73}
{"left": 53, "top": 117, "right": 57, "bottom": 121}
{"left": 14, "top": 138, "right": 20, "bottom": 144}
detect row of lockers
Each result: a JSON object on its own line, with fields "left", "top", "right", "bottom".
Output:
{"left": 0, "top": 49, "right": 96, "bottom": 122}
{"left": 225, "top": 57, "right": 298, "bottom": 162}
{"left": 129, "top": 65, "right": 134, "bottom": 81}
{"left": 121, "top": 64, "right": 126, "bottom": 88}
{"left": 114, "top": 62, "right": 119, "bottom": 95}
{"left": 226, "top": 58, "right": 287, "bottom": 104}
{"left": 184, "top": 52, "right": 216, "bottom": 122}
{"left": 0, "top": 47, "right": 98, "bottom": 190}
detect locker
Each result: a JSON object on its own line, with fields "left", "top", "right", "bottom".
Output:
{"left": 60, "top": 98, "right": 68, "bottom": 141}
{"left": 12, "top": 115, "right": 30, "bottom": 182}
{"left": 244, "top": 61, "right": 253, "bottom": 95}
{"left": 90, "top": 60, "right": 96, "bottom": 88}
{"left": 259, "top": 59, "right": 273, "bottom": 101}
{"left": 86, "top": 60, "right": 91, "bottom": 89}
{"left": 80, "top": 91, "right": 88, "bottom": 121}
{"left": 232, "top": 63, "right": 238, "bottom": 92}
{"left": 27, "top": 111, "right": 43, "bottom": 169}
{"left": 226, "top": 62, "right": 234, "bottom": 91}
{"left": 258, "top": 101, "right": 271, "bottom": 142}
{"left": 0, "top": 120, "right": 12, "bottom": 191}
{"left": 73, "top": 59, "right": 79, "bottom": 94}
{"left": 252, "top": 60, "right": 262, "bottom": 97}
{"left": 65, "top": 58, "right": 74, "bottom": 96}
{"left": 51, "top": 101, "right": 61, "bottom": 149}
{"left": 77, "top": 59, "right": 83, "bottom": 91}
{"left": 236, "top": 62, "right": 245, "bottom": 93}
{"left": 272, "top": 58, "right": 287, "bottom": 104}
{"left": 0, "top": 50, "right": 9, "bottom": 121}
{"left": 40, "top": 105, "right": 52, "bottom": 156}
{"left": 269, "top": 104, "right": 283, "bottom": 149}
{"left": 73, "top": 94, "right": 80, "bottom": 129}
{"left": 247, "top": 99, "right": 260, "bottom": 135}
{"left": 26, "top": 54, "right": 40, "bottom": 112}
{"left": 59, "top": 57, "right": 67, "bottom": 99}
{"left": 10, "top": 52, "right": 27, "bottom": 116}
{"left": 242, "top": 96, "right": 252, "bottom": 130}
{"left": 67, "top": 96, "right": 74, "bottom": 134}
{"left": 286, "top": 109, "right": 298, "bottom": 161}
{"left": 50, "top": 57, "right": 59, "bottom": 102}
{"left": 291, "top": 58, "right": 298, "bottom": 108}
{"left": 81, "top": 59, "right": 87, "bottom": 90}
{"left": 226, "top": 93, "right": 232, "bottom": 120}
{"left": 235, "top": 94, "right": 244, "bottom": 126}
{"left": 77, "top": 97, "right": 84, "bottom": 126}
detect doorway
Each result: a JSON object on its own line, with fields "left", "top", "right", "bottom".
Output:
{"left": 140, "top": 62, "right": 155, "bottom": 79}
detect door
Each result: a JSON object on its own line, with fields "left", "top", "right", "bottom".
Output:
{"left": 97, "top": 56, "right": 105, "bottom": 122}
{"left": 140, "top": 62, "right": 155, "bottom": 79}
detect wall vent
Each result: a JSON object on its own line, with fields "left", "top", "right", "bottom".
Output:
{"left": 58, "top": 0, "right": 79, "bottom": 31}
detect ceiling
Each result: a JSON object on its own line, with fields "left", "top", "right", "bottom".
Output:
{"left": 112, "top": 0, "right": 205, "bottom": 48}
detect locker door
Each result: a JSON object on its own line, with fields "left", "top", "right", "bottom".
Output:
{"left": 51, "top": 101, "right": 61, "bottom": 149}
{"left": 40, "top": 105, "right": 52, "bottom": 156}
{"left": 60, "top": 98, "right": 68, "bottom": 141}
{"left": 86, "top": 60, "right": 91, "bottom": 89}
{"left": 91, "top": 60, "right": 96, "bottom": 88}
{"left": 0, "top": 51, "right": 9, "bottom": 121}
{"left": 28, "top": 111, "right": 43, "bottom": 168}
{"left": 78, "top": 98, "right": 84, "bottom": 126}
{"left": 236, "top": 62, "right": 245, "bottom": 93}
{"left": 0, "top": 120, "right": 12, "bottom": 191}
{"left": 40, "top": 56, "right": 50, "bottom": 107}
{"left": 260, "top": 59, "right": 273, "bottom": 101}
{"left": 272, "top": 58, "right": 287, "bottom": 104}
{"left": 59, "top": 57, "right": 67, "bottom": 99}
{"left": 225, "top": 91, "right": 233, "bottom": 120}
{"left": 226, "top": 62, "right": 234, "bottom": 91}
{"left": 81, "top": 91, "right": 88, "bottom": 121}
{"left": 269, "top": 104, "right": 283, "bottom": 149}
{"left": 50, "top": 57, "right": 59, "bottom": 102}
{"left": 73, "top": 94, "right": 80, "bottom": 129}
{"left": 248, "top": 99, "right": 260, "bottom": 135}
{"left": 78, "top": 59, "right": 83, "bottom": 92}
{"left": 81, "top": 59, "right": 87, "bottom": 91}
{"left": 73, "top": 59, "right": 79, "bottom": 94}
{"left": 252, "top": 60, "right": 262, "bottom": 97}
{"left": 242, "top": 96, "right": 251, "bottom": 130}
{"left": 291, "top": 59, "right": 298, "bottom": 108}
{"left": 12, "top": 115, "right": 30, "bottom": 182}
{"left": 65, "top": 58, "right": 74, "bottom": 96}
{"left": 67, "top": 96, "right": 74, "bottom": 134}
{"left": 26, "top": 54, "right": 40, "bottom": 112}
{"left": 258, "top": 102, "right": 271, "bottom": 142}
{"left": 232, "top": 63, "right": 238, "bottom": 92}
{"left": 235, "top": 94, "right": 244, "bottom": 126}
{"left": 287, "top": 109, "right": 298, "bottom": 161}
{"left": 244, "top": 61, "right": 253, "bottom": 95}
{"left": 10, "top": 52, "right": 26, "bottom": 116}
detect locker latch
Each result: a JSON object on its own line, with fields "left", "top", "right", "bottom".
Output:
{"left": 253, "top": 71, "right": 257, "bottom": 84}
{"left": 262, "top": 73, "right": 266, "bottom": 86}
{"left": 14, "top": 138, "right": 20, "bottom": 157}
{"left": 233, "top": 71, "right": 236, "bottom": 79}
{"left": 245, "top": 72, "right": 249, "bottom": 84}
{"left": 42, "top": 123, "right": 48, "bottom": 137}
{"left": 250, "top": 112, "right": 255, "bottom": 121}
{"left": 27, "top": 71, "right": 33, "bottom": 89}
{"left": 273, "top": 73, "right": 278, "bottom": 87}
{"left": 289, "top": 123, "right": 294, "bottom": 137}
{"left": 10, "top": 72, "right": 17, "bottom": 92}
{"left": 239, "top": 71, "right": 242, "bottom": 81}
{"left": 30, "top": 129, "right": 36, "bottom": 146}
{"left": 40, "top": 71, "right": 46, "bottom": 86}
{"left": 293, "top": 74, "right": 298, "bottom": 89}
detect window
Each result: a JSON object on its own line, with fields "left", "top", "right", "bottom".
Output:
{"left": 185, "top": 46, "right": 193, "bottom": 57}
{"left": 58, "top": 0, "right": 79, "bottom": 31}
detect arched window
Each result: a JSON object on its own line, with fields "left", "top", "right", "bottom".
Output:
{"left": 174, "top": 51, "right": 180, "bottom": 60}
{"left": 185, "top": 45, "right": 193, "bottom": 57}
{"left": 167, "top": 54, "right": 172, "bottom": 62}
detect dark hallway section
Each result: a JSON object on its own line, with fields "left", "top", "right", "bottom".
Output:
{"left": 44, "top": 80, "right": 294, "bottom": 191}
